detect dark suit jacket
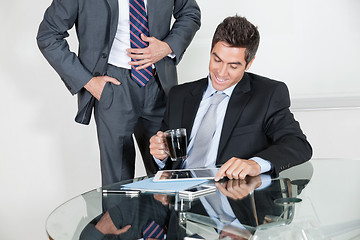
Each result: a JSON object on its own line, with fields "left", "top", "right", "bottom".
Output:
{"left": 162, "top": 73, "right": 312, "bottom": 176}
{"left": 37, "top": 0, "right": 201, "bottom": 124}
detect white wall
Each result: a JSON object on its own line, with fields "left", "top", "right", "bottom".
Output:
{"left": 293, "top": 108, "right": 360, "bottom": 159}
{"left": 179, "top": 0, "right": 360, "bottom": 99}
{"left": 0, "top": 0, "right": 359, "bottom": 240}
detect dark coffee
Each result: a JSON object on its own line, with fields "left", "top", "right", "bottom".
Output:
{"left": 165, "top": 134, "right": 187, "bottom": 160}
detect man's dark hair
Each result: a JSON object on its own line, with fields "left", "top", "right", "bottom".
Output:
{"left": 211, "top": 15, "right": 260, "bottom": 66}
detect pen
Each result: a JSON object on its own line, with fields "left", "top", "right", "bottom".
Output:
{"left": 102, "top": 189, "right": 140, "bottom": 196}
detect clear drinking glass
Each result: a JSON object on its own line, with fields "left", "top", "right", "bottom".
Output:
{"left": 164, "top": 128, "right": 187, "bottom": 161}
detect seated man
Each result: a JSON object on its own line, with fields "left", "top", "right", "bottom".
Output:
{"left": 150, "top": 15, "right": 312, "bottom": 181}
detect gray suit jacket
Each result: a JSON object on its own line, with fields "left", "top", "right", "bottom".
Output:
{"left": 37, "top": 0, "right": 201, "bottom": 124}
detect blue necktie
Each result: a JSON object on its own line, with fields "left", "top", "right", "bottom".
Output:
{"left": 143, "top": 220, "right": 165, "bottom": 240}
{"left": 129, "top": 0, "right": 153, "bottom": 86}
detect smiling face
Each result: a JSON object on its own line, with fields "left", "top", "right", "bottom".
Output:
{"left": 209, "top": 41, "right": 254, "bottom": 91}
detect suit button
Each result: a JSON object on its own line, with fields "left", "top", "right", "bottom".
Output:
{"left": 94, "top": 72, "right": 101, "bottom": 76}
{"left": 102, "top": 53, "right": 107, "bottom": 58}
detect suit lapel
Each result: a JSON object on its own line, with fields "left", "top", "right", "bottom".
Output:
{"left": 106, "top": 0, "right": 119, "bottom": 49}
{"left": 147, "top": 0, "right": 155, "bottom": 33}
{"left": 217, "top": 73, "right": 253, "bottom": 162}
{"left": 170, "top": 78, "right": 207, "bottom": 170}
{"left": 182, "top": 78, "right": 208, "bottom": 141}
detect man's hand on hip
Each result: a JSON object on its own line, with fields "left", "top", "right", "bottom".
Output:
{"left": 84, "top": 76, "right": 120, "bottom": 100}
{"left": 127, "top": 34, "right": 172, "bottom": 70}
{"left": 215, "top": 158, "right": 261, "bottom": 181}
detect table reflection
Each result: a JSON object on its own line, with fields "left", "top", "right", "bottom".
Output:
{"left": 79, "top": 172, "right": 310, "bottom": 239}
{"left": 46, "top": 160, "right": 360, "bottom": 240}
{"left": 80, "top": 193, "right": 185, "bottom": 240}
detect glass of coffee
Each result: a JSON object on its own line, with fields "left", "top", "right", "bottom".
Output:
{"left": 164, "top": 128, "right": 187, "bottom": 161}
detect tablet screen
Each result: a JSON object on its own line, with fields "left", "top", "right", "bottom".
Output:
{"left": 153, "top": 168, "right": 219, "bottom": 181}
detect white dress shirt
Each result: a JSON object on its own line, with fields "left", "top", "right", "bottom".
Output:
{"left": 108, "top": 0, "right": 174, "bottom": 69}
{"left": 108, "top": 0, "right": 142, "bottom": 69}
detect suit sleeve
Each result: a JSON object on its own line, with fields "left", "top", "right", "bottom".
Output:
{"left": 255, "top": 82, "right": 312, "bottom": 176}
{"left": 162, "top": 0, "right": 201, "bottom": 65}
{"left": 160, "top": 86, "right": 176, "bottom": 131}
{"left": 79, "top": 215, "right": 108, "bottom": 240}
{"left": 160, "top": 87, "right": 186, "bottom": 170}
{"left": 36, "top": 0, "right": 93, "bottom": 95}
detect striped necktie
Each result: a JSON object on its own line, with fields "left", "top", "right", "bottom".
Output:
{"left": 143, "top": 220, "right": 165, "bottom": 240}
{"left": 129, "top": 0, "right": 153, "bottom": 86}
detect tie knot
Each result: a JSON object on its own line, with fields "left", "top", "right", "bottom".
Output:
{"left": 210, "top": 92, "right": 226, "bottom": 105}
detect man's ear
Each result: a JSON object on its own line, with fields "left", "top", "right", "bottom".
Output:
{"left": 245, "top": 57, "right": 255, "bottom": 71}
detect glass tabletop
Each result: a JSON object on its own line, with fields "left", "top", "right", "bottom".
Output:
{"left": 45, "top": 159, "right": 360, "bottom": 240}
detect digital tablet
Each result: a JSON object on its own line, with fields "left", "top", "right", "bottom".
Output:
{"left": 153, "top": 168, "right": 219, "bottom": 182}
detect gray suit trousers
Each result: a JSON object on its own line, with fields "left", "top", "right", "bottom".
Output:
{"left": 94, "top": 65, "right": 166, "bottom": 185}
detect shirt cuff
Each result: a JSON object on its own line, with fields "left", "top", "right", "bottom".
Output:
{"left": 250, "top": 157, "right": 272, "bottom": 173}
{"left": 168, "top": 52, "right": 176, "bottom": 59}
{"left": 256, "top": 174, "right": 272, "bottom": 190}
{"left": 154, "top": 156, "right": 168, "bottom": 169}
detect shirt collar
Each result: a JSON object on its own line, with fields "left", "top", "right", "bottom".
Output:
{"left": 204, "top": 75, "right": 237, "bottom": 99}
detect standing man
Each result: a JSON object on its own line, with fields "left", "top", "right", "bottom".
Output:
{"left": 37, "top": 0, "right": 201, "bottom": 185}
{"left": 150, "top": 16, "right": 312, "bottom": 180}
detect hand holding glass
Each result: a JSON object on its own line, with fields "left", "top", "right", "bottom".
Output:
{"left": 164, "top": 128, "right": 187, "bottom": 161}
